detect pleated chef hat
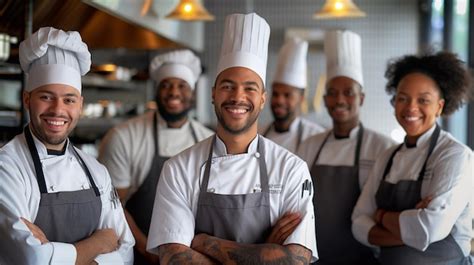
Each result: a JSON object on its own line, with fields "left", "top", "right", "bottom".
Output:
{"left": 324, "top": 30, "right": 363, "bottom": 87}
{"left": 216, "top": 13, "right": 270, "bottom": 86}
{"left": 19, "top": 27, "right": 91, "bottom": 93}
{"left": 273, "top": 37, "right": 308, "bottom": 89}
{"left": 149, "top": 49, "right": 202, "bottom": 89}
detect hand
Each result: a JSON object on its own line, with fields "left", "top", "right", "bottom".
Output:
{"left": 416, "top": 196, "right": 433, "bottom": 209}
{"left": 21, "top": 217, "right": 49, "bottom": 244}
{"left": 373, "top": 209, "right": 386, "bottom": 224}
{"left": 90, "top": 229, "right": 119, "bottom": 254}
{"left": 266, "top": 212, "right": 302, "bottom": 245}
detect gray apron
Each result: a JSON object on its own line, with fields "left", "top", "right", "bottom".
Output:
{"left": 311, "top": 125, "right": 379, "bottom": 265}
{"left": 25, "top": 126, "right": 102, "bottom": 244}
{"left": 126, "top": 112, "right": 197, "bottom": 264}
{"left": 375, "top": 124, "right": 470, "bottom": 265}
{"left": 263, "top": 119, "right": 304, "bottom": 152}
{"left": 195, "top": 135, "right": 272, "bottom": 243}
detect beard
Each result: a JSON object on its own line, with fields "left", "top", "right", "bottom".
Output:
{"left": 29, "top": 114, "right": 71, "bottom": 147}
{"left": 271, "top": 105, "right": 295, "bottom": 122}
{"left": 156, "top": 95, "right": 194, "bottom": 123}
{"left": 214, "top": 101, "right": 259, "bottom": 135}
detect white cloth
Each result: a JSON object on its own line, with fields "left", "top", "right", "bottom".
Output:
{"left": 19, "top": 27, "right": 91, "bottom": 92}
{"left": 297, "top": 126, "right": 396, "bottom": 188}
{"left": 217, "top": 13, "right": 270, "bottom": 86}
{"left": 0, "top": 133, "right": 134, "bottom": 265}
{"left": 261, "top": 117, "right": 325, "bottom": 154}
{"left": 149, "top": 49, "right": 201, "bottom": 88}
{"left": 273, "top": 37, "right": 308, "bottom": 89}
{"left": 324, "top": 30, "right": 363, "bottom": 87}
{"left": 147, "top": 135, "right": 318, "bottom": 261}
{"left": 351, "top": 125, "right": 473, "bottom": 255}
{"left": 98, "top": 111, "right": 214, "bottom": 200}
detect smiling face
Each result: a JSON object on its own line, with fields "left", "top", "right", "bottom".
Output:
{"left": 394, "top": 72, "right": 444, "bottom": 143}
{"left": 24, "top": 84, "right": 83, "bottom": 150}
{"left": 213, "top": 67, "right": 266, "bottom": 135}
{"left": 324, "top": 76, "right": 364, "bottom": 128}
{"left": 156, "top": 77, "right": 194, "bottom": 123}
{"left": 270, "top": 83, "right": 303, "bottom": 122}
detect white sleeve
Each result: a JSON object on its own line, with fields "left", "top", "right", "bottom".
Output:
{"left": 95, "top": 165, "right": 135, "bottom": 265}
{"left": 98, "top": 127, "right": 133, "bottom": 189}
{"left": 351, "top": 153, "right": 386, "bottom": 248}
{"left": 398, "top": 147, "right": 472, "bottom": 251}
{"left": 280, "top": 160, "right": 318, "bottom": 262}
{"left": 147, "top": 159, "right": 196, "bottom": 254}
{"left": 0, "top": 159, "right": 77, "bottom": 264}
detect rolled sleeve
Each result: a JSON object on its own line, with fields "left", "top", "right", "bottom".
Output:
{"left": 50, "top": 242, "right": 77, "bottom": 264}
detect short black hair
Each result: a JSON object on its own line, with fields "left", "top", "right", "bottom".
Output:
{"left": 385, "top": 51, "right": 471, "bottom": 116}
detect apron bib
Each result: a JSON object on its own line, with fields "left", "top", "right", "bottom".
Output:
{"left": 25, "top": 126, "right": 101, "bottom": 244}
{"left": 311, "top": 125, "right": 378, "bottom": 265}
{"left": 194, "top": 135, "right": 272, "bottom": 243}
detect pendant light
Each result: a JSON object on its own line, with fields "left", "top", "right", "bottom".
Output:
{"left": 166, "top": 0, "right": 215, "bottom": 21}
{"left": 313, "top": 0, "right": 366, "bottom": 19}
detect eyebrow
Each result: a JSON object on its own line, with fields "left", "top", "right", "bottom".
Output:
{"left": 37, "top": 90, "right": 79, "bottom": 98}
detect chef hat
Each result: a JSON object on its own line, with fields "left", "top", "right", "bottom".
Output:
{"left": 149, "top": 49, "right": 202, "bottom": 89}
{"left": 19, "top": 27, "right": 91, "bottom": 93}
{"left": 273, "top": 37, "right": 308, "bottom": 89}
{"left": 324, "top": 30, "right": 363, "bottom": 87}
{"left": 217, "top": 13, "right": 270, "bottom": 87}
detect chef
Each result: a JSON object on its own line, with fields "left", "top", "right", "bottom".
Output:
{"left": 261, "top": 37, "right": 325, "bottom": 153}
{"left": 147, "top": 12, "right": 317, "bottom": 264}
{"left": 99, "top": 49, "right": 213, "bottom": 264}
{"left": 297, "top": 30, "right": 395, "bottom": 265}
{"left": 352, "top": 51, "right": 473, "bottom": 265}
{"left": 0, "top": 27, "right": 134, "bottom": 265}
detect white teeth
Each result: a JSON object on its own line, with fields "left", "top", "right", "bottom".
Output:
{"left": 228, "top": 108, "right": 247, "bottom": 114}
{"left": 405, "top": 116, "right": 420, "bottom": 121}
{"left": 47, "top": 120, "right": 65, "bottom": 126}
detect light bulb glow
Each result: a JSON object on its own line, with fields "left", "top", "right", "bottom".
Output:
{"left": 183, "top": 3, "right": 193, "bottom": 13}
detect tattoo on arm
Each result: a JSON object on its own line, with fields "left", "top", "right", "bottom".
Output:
{"left": 159, "top": 243, "right": 217, "bottom": 265}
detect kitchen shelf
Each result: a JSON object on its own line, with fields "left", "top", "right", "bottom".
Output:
{"left": 82, "top": 75, "right": 149, "bottom": 90}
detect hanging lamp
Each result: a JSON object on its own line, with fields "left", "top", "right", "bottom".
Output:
{"left": 313, "top": 0, "right": 366, "bottom": 19}
{"left": 166, "top": 0, "right": 215, "bottom": 21}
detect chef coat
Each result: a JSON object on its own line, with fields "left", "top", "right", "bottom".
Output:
{"left": 261, "top": 117, "right": 325, "bottom": 154}
{"left": 98, "top": 111, "right": 213, "bottom": 200}
{"left": 147, "top": 135, "right": 318, "bottom": 261}
{"left": 351, "top": 125, "right": 473, "bottom": 256}
{"left": 0, "top": 132, "right": 135, "bottom": 265}
{"left": 297, "top": 126, "right": 396, "bottom": 188}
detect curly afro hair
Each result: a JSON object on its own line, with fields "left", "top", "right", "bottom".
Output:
{"left": 384, "top": 51, "right": 471, "bottom": 116}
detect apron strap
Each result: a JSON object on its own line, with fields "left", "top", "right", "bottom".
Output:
{"left": 71, "top": 147, "right": 101, "bottom": 197}
{"left": 382, "top": 124, "right": 441, "bottom": 181}
{"left": 24, "top": 125, "right": 48, "bottom": 194}
{"left": 201, "top": 135, "right": 269, "bottom": 193}
{"left": 312, "top": 124, "right": 364, "bottom": 167}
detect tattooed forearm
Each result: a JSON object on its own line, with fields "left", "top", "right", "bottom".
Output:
{"left": 159, "top": 243, "right": 217, "bottom": 265}
{"left": 227, "top": 244, "right": 310, "bottom": 265}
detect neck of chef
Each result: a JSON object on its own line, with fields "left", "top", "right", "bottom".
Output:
{"left": 166, "top": 117, "right": 188, "bottom": 128}
{"left": 273, "top": 116, "right": 297, "bottom": 133}
{"left": 216, "top": 124, "right": 258, "bottom": 154}
{"left": 332, "top": 118, "right": 359, "bottom": 138}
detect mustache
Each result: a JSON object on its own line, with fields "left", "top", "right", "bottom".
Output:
{"left": 40, "top": 113, "right": 69, "bottom": 120}
{"left": 221, "top": 100, "right": 252, "bottom": 109}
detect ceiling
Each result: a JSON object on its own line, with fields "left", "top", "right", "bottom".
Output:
{"left": 0, "top": 0, "right": 182, "bottom": 64}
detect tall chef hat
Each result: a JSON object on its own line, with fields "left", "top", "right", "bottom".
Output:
{"left": 273, "top": 37, "right": 308, "bottom": 89}
{"left": 216, "top": 13, "right": 270, "bottom": 87}
{"left": 19, "top": 27, "right": 91, "bottom": 93}
{"left": 324, "top": 30, "right": 363, "bottom": 87}
{"left": 149, "top": 49, "right": 202, "bottom": 89}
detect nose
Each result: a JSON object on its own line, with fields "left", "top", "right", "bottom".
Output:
{"left": 335, "top": 92, "right": 346, "bottom": 104}
{"left": 272, "top": 94, "right": 285, "bottom": 105}
{"left": 49, "top": 98, "right": 64, "bottom": 112}
{"left": 168, "top": 84, "right": 181, "bottom": 97}
{"left": 230, "top": 86, "right": 246, "bottom": 102}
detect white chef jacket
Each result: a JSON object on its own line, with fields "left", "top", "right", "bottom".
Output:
{"left": 297, "top": 126, "right": 396, "bottom": 189}
{"left": 147, "top": 135, "right": 318, "bottom": 261}
{"left": 351, "top": 125, "right": 473, "bottom": 256}
{"left": 261, "top": 117, "right": 325, "bottom": 153}
{"left": 98, "top": 111, "right": 214, "bottom": 200}
{"left": 0, "top": 132, "right": 135, "bottom": 265}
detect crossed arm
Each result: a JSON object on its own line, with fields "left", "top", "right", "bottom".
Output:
{"left": 158, "top": 212, "right": 311, "bottom": 265}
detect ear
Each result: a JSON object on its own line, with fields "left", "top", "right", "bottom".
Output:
{"left": 211, "top": 86, "right": 216, "bottom": 105}
{"left": 359, "top": 92, "right": 365, "bottom": 106}
{"left": 260, "top": 90, "right": 267, "bottom": 110}
{"left": 23, "top": 91, "right": 31, "bottom": 110}
{"left": 437, "top": 98, "right": 445, "bottom": 117}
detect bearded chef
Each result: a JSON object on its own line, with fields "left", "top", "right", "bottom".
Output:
{"left": 147, "top": 13, "right": 317, "bottom": 264}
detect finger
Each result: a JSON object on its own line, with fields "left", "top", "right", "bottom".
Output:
{"left": 274, "top": 213, "right": 301, "bottom": 228}
{"left": 276, "top": 217, "right": 302, "bottom": 242}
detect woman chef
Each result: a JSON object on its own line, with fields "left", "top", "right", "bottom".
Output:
{"left": 351, "top": 51, "right": 473, "bottom": 265}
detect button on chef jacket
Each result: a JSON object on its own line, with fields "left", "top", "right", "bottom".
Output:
{"left": 147, "top": 135, "right": 318, "bottom": 261}
{"left": 0, "top": 133, "right": 135, "bottom": 265}
{"left": 352, "top": 125, "right": 473, "bottom": 256}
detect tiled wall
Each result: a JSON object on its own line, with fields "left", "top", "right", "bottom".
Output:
{"left": 198, "top": 0, "right": 419, "bottom": 139}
